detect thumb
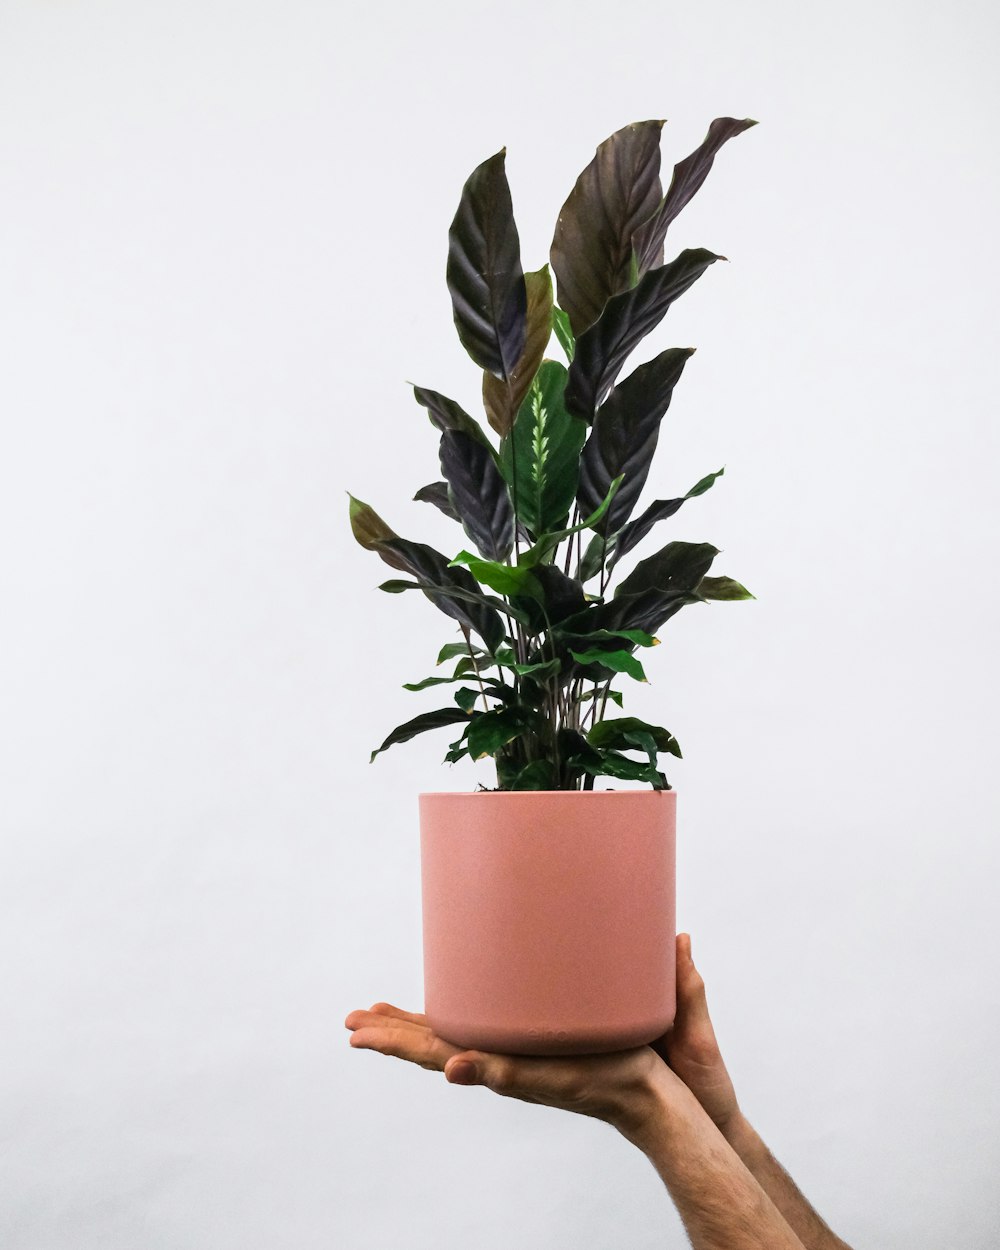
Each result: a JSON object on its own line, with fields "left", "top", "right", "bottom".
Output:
{"left": 444, "top": 1052, "right": 485, "bottom": 1086}
{"left": 676, "top": 933, "right": 710, "bottom": 1018}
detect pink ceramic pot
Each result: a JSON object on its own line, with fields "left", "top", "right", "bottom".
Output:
{"left": 419, "top": 789, "right": 676, "bottom": 1056}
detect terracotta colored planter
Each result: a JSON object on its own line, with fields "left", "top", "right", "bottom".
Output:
{"left": 419, "top": 789, "right": 676, "bottom": 1056}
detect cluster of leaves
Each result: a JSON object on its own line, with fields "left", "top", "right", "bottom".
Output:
{"left": 350, "top": 117, "right": 757, "bottom": 791}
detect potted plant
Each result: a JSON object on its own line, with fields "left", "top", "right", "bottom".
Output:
{"left": 349, "top": 117, "right": 757, "bottom": 1056}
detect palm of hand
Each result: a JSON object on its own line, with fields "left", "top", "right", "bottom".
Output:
{"left": 345, "top": 999, "right": 670, "bottom": 1134}
{"left": 345, "top": 933, "right": 737, "bottom": 1137}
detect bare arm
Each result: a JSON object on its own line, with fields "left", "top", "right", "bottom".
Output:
{"left": 346, "top": 1001, "right": 805, "bottom": 1250}
{"left": 662, "top": 935, "right": 854, "bottom": 1250}
{"left": 620, "top": 1072, "right": 805, "bottom": 1250}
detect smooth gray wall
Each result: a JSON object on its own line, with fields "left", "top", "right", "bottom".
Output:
{"left": 2, "top": 1, "right": 998, "bottom": 1247}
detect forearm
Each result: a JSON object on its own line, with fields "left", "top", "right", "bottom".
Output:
{"left": 721, "top": 1112, "right": 854, "bottom": 1250}
{"left": 619, "top": 1078, "right": 805, "bottom": 1250}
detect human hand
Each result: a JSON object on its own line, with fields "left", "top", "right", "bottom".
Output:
{"left": 655, "top": 933, "right": 740, "bottom": 1135}
{"left": 344, "top": 1000, "right": 699, "bottom": 1145}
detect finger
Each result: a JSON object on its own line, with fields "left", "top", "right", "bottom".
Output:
{"left": 349, "top": 1024, "right": 463, "bottom": 1072}
{"left": 675, "top": 932, "right": 708, "bottom": 1005}
{"left": 345, "top": 1008, "right": 426, "bottom": 1035}
{"left": 367, "top": 1002, "right": 429, "bottom": 1026}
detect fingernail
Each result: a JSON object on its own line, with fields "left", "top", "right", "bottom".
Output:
{"left": 448, "top": 1060, "right": 479, "bottom": 1085}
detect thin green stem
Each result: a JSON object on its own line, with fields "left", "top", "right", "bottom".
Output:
{"left": 461, "top": 625, "right": 491, "bottom": 714}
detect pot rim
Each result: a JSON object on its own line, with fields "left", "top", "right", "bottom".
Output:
{"left": 419, "top": 788, "right": 675, "bottom": 798}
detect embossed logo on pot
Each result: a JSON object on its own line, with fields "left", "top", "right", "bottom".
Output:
{"left": 527, "top": 1028, "right": 570, "bottom": 1041}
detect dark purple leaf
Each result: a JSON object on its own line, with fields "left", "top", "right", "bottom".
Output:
{"left": 439, "top": 430, "right": 515, "bottom": 562}
{"left": 412, "top": 385, "right": 495, "bottom": 456}
{"left": 482, "top": 267, "right": 553, "bottom": 437}
{"left": 577, "top": 347, "right": 695, "bottom": 532}
{"left": 565, "top": 248, "right": 723, "bottom": 420}
{"left": 349, "top": 496, "right": 504, "bottom": 646}
{"left": 615, "top": 540, "right": 720, "bottom": 600}
{"left": 447, "top": 149, "right": 527, "bottom": 379}
{"left": 564, "top": 541, "right": 719, "bottom": 636}
{"left": 633, "top": 118, "right": 757, "bottom": 277}
{"left": 610, "top": 467, "right": 724, "bottom": 566}
{"left": 413, "top": 482, "right": 459, "bottom": 522}
{"left": 550, "top": 120, "right": 664, "bottom": 337}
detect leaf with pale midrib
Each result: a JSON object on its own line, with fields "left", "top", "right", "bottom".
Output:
{"left": 499, "top": 360, "right": 587, "bottom": 539}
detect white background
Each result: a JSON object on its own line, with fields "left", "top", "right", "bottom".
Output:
{"left": 2, "top": 1, "right": 998, "bottom": 1247}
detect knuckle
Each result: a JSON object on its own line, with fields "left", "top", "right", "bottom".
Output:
{"left": 486, "top": 1057, "right": 517, "bottom": 1092}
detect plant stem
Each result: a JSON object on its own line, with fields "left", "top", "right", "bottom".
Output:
{"left": 563, "top": 504, "right": 579, "bottom": 575}
{"left": 461, "top": 625, "right": 491, "bottom": 714}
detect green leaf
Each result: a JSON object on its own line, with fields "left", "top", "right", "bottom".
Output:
{"left": 439, "top": 430, "right": 515, "bottom": 561}
{"left": 402, "top": 663, "right": 499, "bottom": 691}
{"left": 552, "top": 307, "right": 575, "bottom": 362}
{"left": 505, "top": 759, "right": 556, "bottom": 790}
{"left": 454, "top": 686, "right": 482, "bottom": 713}
{"left": 510, "top": 657, "right": 560, "bottom": 678}
{"left": 467, "top": 707, "right": 537, "bottom": 760}
{"left": 624, "top": 729, "right": 659, "bottom": 766}
{"left": 444, "top": 724, "right": 473, "bottom": 764}
{"left": 569, "top": 648, "right": 648, "bottom": 682}
{"left": 566, "top": 748, "right": 669, "bottom": 789}
{"left": 437, "top": 641, "right": 485, "bottom": 665}
{"left": 565, "top": 249, "right": 724, "bottom": 420}
{"left": 550, "top": 121, "right": 665, "bottom": 336}
{"left": 632, "top": 118, "right": 758, "bottom": 277}
{"left": 577, "top": 533, "right": 609, "bottom": 582}
{"left": 482, "top": 267, "right": 553, "bottom": 437}
{"left": 577, "top": 347, "right": 696, "bottom": 531}
{"left": 370, "top": 708, "right": 472, "bottom": 762}
{"left": 588, "top": 717, "right": 680, "bottom": 756}
{"left": 402, "top": 672, "right": 468, "bottom": 691}
{"left": 518, "top": 474, "right": 624, "bottom": 566}
{"left": 450, "top": 550, "right": 542, "bottom": 598}
{"left": 499, "top": 360, "right": 588, "bottom": 538}
{"left": 696, "top": 575, "right": 755, "bottom": 601}
{"left": 575, "top": 686, "right": 624, "bottom": 709}
{"left": 447, "top": 148, "right": 527, "bottom": 379}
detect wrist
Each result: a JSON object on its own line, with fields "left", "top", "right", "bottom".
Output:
{"left": 612, "top": 1063, "right": 706, "bottom": 1156}
{"left": 719, "top": 1109, "right": 763, "bottom": 1164}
